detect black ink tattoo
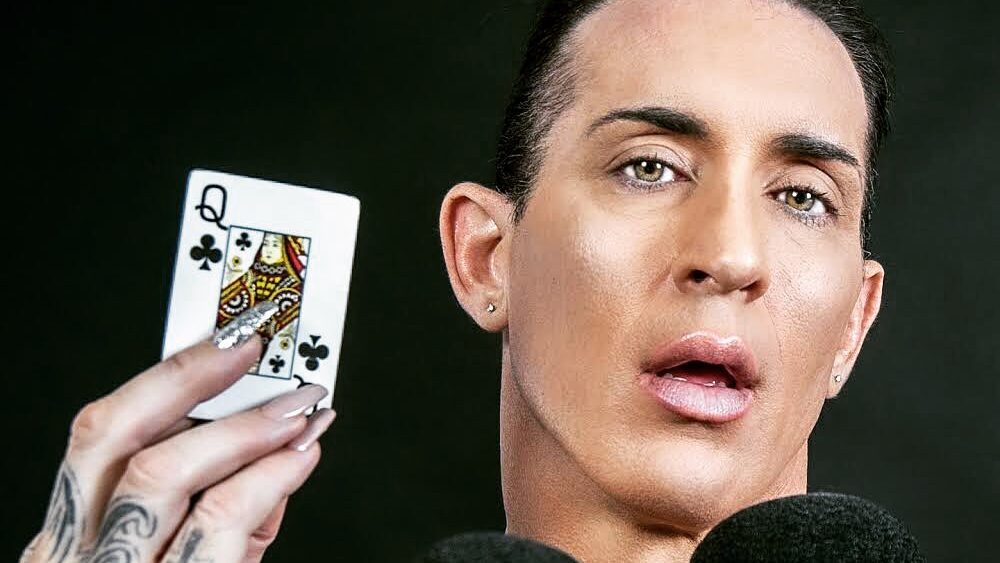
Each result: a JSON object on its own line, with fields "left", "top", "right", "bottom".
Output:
{"left": 179, "top": 528, "right": 204, "bottom": 563}
{"left": 164, "top": 526, "right": 209, "bottom": 563}
{"left": 88, "top": 496, "right": 158, "bottom": 563}
{"left": 41, "top": 463, "right": 83, "bottom": 563}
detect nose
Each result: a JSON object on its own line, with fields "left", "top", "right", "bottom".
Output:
{"left": 671, "top": 183, "right": 770, "bottom": 302}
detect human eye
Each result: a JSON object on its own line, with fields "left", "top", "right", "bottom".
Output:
{"left": 773, "top": 185, "right": 839, "bottom": 226}
{"left": 615, "top": 154, "right": 688, "bottom": 190}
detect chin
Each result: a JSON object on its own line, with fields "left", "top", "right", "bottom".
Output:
{"left": 588, "top": 432, "right": 765, "bottom": 533}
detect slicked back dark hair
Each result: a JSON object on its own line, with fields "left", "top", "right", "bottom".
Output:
{"left": 494, "top": 0, "right": 893, "bottom": 251}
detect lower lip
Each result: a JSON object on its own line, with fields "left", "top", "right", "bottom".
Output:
{"left": 639, "top": 372, "right": 753, "bottom": 423}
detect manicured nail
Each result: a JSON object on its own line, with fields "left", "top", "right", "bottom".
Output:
{"left": 289, "top": 408, "right": 336, "bottom": 452}
{"left": 262, "top": 384, "right": 328, "bottom": 420}
{"left": 213, "top": 301, "right": 279, "bottom": 350}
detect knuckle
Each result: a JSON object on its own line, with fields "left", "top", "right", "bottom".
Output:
{"left": 192, "top": 488, "right": 247, "bottom": 528}
{"left": 121, "top": 449, "right": 181, "bottom": 493}
{"left": 68, "top": 400, "right": 112, "bottom": 450}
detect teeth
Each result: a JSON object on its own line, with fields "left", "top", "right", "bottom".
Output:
{"left": 658, "top": 372, "right": 732, "bottom": 388}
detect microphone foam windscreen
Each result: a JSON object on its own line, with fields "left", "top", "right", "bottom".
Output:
{"left": 413, "top": 532, "right": 579, "bottom": 563}
{"left": 691, "top": 492, "right": 925, "bottom": 562}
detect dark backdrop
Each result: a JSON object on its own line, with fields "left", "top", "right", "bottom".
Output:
{"left": 6, "top": 1, "right": 998, "bottom": 561}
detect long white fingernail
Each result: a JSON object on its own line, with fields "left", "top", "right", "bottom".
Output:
{"left": 289, "top": 409, "right": 336, "bottom": 451}
{"left": 262, "top": 385, "right": 328, "bottom": 420}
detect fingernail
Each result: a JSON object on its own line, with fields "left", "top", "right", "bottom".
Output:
{"left": 262, "top": 384, "right": 328, "bottom": 420}
{"left": 289, "top": 408, "right": 336, "bottom": 452}
{"left": 213, "top": 301, "right": 280, "bottom": 350}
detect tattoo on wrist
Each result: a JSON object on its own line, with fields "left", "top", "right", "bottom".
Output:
{"left": 88, "top": 495, "right": 158, "bottom": 563}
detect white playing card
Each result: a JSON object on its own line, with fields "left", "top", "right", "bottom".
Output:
{"left": 162, "top": 169, "right": 360, "bottom": 419}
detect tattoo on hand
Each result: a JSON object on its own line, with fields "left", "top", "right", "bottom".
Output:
{"left": 164, "top": 527, "right": 210, "bottom": 563}
{"left": 41, "top": 463, "right": 83, "bottom": 563}
{"left": 88, "top": 496, "right": 158, "bottom": 563}
{"left": 32, "top": 464, "right": 217, "bottom": 563}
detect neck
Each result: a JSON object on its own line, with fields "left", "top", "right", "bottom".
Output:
{"left": 498, "top": 345, "right": 809, "bottom": 563}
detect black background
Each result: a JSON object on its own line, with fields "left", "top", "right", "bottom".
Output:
{"left": 5, "top": 1, "right": 998, "bottom": 561}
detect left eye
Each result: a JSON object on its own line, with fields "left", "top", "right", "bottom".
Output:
{"left": 777, "top": 188, "right": 826, "bottom": 214}
{"left": 623, "top": 159, "right": 677, "bottom": 184}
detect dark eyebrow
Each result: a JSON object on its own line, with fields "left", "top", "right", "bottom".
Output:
{"left": 587, "top": 106, "right": 709, "bottom": 139}
{"left": 773, "top": 133, "right": 860, "bottom": 169}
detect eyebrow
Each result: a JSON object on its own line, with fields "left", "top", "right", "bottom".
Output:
{"left": 772, "top": 133, "right": 860, "bottom": 169}
{"left": 587, "top": 106, "right": 709, "bottom": 138}
{"left": 587, "top": 107, "right": 861, "bottom": 172}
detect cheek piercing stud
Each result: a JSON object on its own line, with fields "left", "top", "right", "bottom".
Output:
{"left": 833, "top": 374, "right": 843, "bottom": 383}
{"left": 486, "top": 303, "right": 497, "bottom": 313}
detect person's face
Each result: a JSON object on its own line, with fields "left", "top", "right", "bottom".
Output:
{"left": 260, "top": 234, "right": 283, "bottom": 265}
{"left": 501, "top": 0, "right": 883, "bottom": 529}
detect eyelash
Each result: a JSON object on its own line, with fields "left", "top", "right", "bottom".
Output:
{"left": 773, "top": 183, "right": 839, "bottom": 227}
{"left": 613, "top": 156, "right": 840, "bottom": 227}
{"left": 615, "top": 153, "right": 689, "bottom": 190}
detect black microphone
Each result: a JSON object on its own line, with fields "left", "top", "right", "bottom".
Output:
{"left": 691, "top": 492, "right": 926, "bottom": 562}
{"left": 413, "top": 532, "right": 579, "bottom": 563}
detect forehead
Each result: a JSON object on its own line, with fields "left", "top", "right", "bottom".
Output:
{"left": 568, "top": 0, "right": 868, "bottom": 159}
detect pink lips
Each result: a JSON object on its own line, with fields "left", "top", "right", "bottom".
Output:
{"left": 639, "top": 332, "right": 759, "bottom": 423}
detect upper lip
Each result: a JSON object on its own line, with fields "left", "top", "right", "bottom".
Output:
{"left": 643, "top": 331, "right": 759, "bottom": 389}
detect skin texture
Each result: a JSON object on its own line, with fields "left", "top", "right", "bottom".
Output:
{"left": 440, "top": 1, "right": 885, "bottom": 561}
{"left": 21, "top": 323, "right": 336, "bottom": 563}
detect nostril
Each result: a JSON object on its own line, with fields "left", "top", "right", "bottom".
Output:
{"left": 690, "top": 269, "right": 710, "bottom": 283}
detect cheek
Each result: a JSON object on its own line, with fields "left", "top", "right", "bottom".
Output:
{"left": 507, "top": 184, "right": 661, "bottom": 414}
{"left": 766, "top": 247, "right": 859, "bottom": 399}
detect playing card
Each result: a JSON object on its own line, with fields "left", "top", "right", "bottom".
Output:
{"left": 162, "top": 169, "right": 360, "bottom": 419}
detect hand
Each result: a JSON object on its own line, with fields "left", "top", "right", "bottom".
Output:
{"left": 20, "top": 322, "right": 335, "bottom": 562}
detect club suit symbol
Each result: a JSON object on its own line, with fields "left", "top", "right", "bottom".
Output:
{"left": 236, "top": 231, "right": 252, "bottom": 250}
{"left": 268, "top": 355, "right": 286, "bottom": 374}
{"left": 298, "top": 335, "right": 329, "bottom": 371}
{"left": 190, "top": 234, "right": 222, "bottom": 270}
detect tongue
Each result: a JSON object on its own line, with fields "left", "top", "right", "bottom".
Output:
{"left": 668, "top": 361, "right": 736, "bottom": 387}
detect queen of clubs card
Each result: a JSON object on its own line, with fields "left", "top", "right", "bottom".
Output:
{"left": 216, "top": 231, "right": 309, "bottom": 378}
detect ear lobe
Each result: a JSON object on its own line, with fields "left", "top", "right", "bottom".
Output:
{"left": 439, "top": 182, "right": 514, "bottom": 332}
{"left": 828, "top": 259, "right": 885, "bottom": 398}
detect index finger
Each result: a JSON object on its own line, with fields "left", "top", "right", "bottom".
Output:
{"left": 100, "top": 336, "right": 263, "bottom": 449}
{"left": 72, "top": 302, "right": 275, "bottom": 458}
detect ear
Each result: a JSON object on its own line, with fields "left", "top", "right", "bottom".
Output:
{"left": 439, "top": 182, "right": 514, "bottom": 332}
{"left": 828, "top": 259, "right": 885, "bottom": 398}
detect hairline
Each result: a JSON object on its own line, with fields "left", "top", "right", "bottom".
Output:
{"left": 508, "top": 0, "right": 881, "bottom": 249}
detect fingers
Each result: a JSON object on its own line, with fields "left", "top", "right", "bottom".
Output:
{"left": 163, "top": 411, "right": 334, "bottom": 562}
{"left": 51, "top": 337, "right": 263, "bottom": 551}
{"left": 71, "top": 337, "right": 264, "bottom": 459}
{"left": 119, "top": 385, "right": 326, "bottom": 499}
{"left": 49, "top": 303, "right": 276, "bottom": 552}
{"left": 86, "top": 387, "right": 328, "bottom": 561}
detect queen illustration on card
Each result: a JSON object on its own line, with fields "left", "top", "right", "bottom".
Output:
{"left": 216, "top": 229, "right": 311, "bottom": 379}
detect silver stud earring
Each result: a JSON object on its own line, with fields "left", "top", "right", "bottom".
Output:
{"left": 833, "top": 374, "right": 843, "bottom": 383}
{"left": 486, "top": 303, "right": 497, "bottom": 313}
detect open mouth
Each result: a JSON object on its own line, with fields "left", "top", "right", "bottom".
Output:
{"left": 656, "top": 360, "right": 738, "bottom": 389}
{"left": 640, "top": 331, "right": 757, "bottom": 423}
